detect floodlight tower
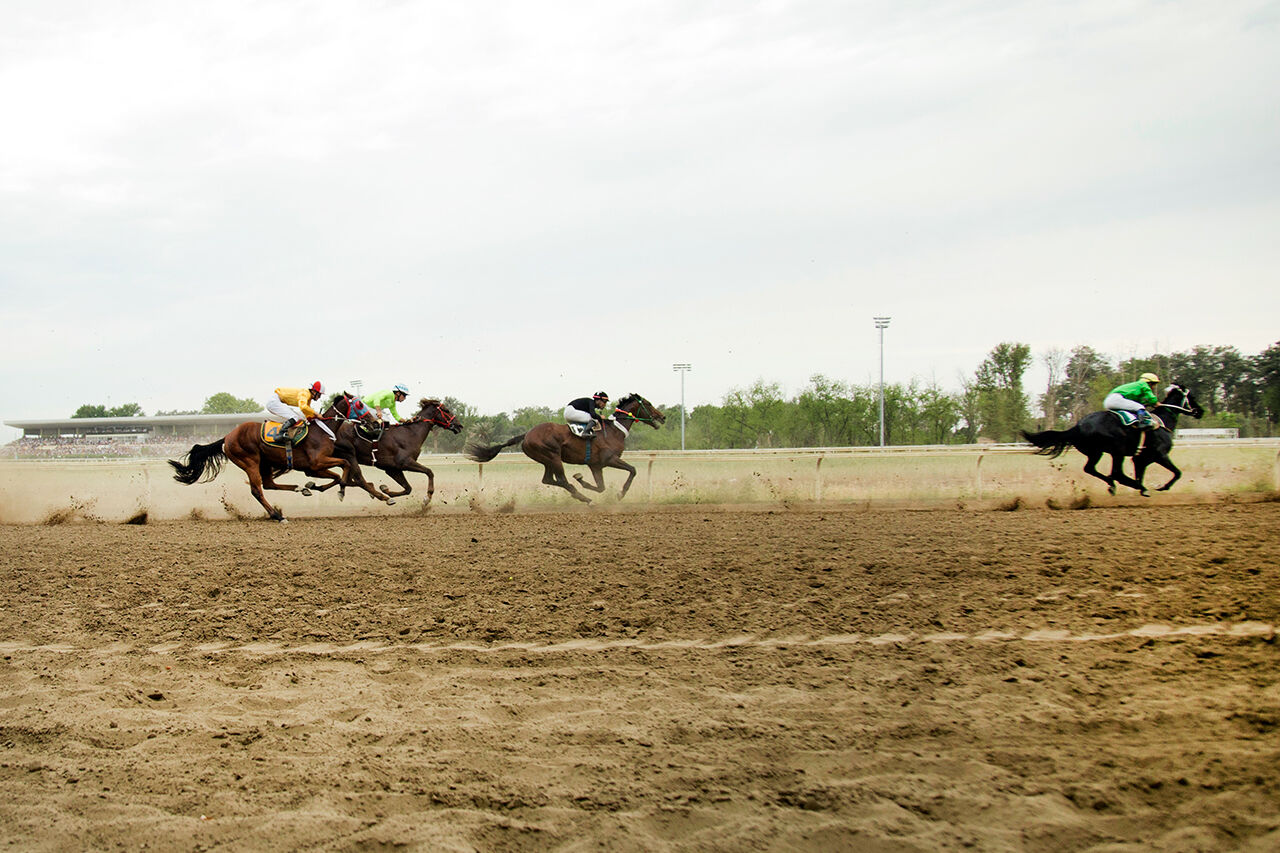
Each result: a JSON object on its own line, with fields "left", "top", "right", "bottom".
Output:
{"left": 672, "top": 363, "right": 692, "bottom": 451}
{"left": 873, "top": 317, "right": 891, "bottom": 447}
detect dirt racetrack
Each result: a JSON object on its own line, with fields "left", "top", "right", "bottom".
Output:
{"left": 2, "top": 502, "right": 1278, "bottom": 851}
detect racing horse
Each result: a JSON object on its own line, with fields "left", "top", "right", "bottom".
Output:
{"left": 464, "top": 393, "right": 665, "bottom": 502}
{"left": 1021, "top": 382, "right": 1204, "bottom": 496}
{"left": 321, "top": 395, "right": 463, "bottom": 505}
{"left": 168, "top": 406, "right": 389, "bottom": 521}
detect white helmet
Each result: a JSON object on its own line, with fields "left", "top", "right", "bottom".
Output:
{"left": 393, "top": 383, "right": 409, "bottom": 396}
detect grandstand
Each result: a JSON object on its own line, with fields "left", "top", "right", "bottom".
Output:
{"left": 1, "top": 413, "right": 270, "bottom": 459}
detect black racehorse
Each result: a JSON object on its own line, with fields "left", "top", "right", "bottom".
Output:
{"left": 1021, "top": 382, "right": 1204, "bottom": 496}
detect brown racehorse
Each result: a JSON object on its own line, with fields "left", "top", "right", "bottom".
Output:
{"left": 464, "top": 393, "right": 665, "bottom": 502}
{"left": 168, "top": 411, "right": 388, "bottom": 522}
{"left": 324, "top": 396, "right": 464, "bottom": 505}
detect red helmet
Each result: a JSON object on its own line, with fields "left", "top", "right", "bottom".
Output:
{"left": 311, "top": 381, "right": 325, "bottom": 396}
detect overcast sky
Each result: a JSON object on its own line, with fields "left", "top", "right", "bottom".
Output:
{"left": 2, "top": 0, "right": 1277, "bottom": 438}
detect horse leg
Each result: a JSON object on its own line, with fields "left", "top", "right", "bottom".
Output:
{"left": 543, "top": 461, "right": 591, "bottom": 502}
{"left": 240, "top": 461, "right": 286, "bottom": 521}
{"left": 572, "top": 467, "right": 607, "bottom": 493}
{"left": 596, "top": 459, "right": 638, "bottom": 499}
{"left": 382, "top": 460, "right": 437, "bottom": 505}
{"left": 317, "top": 453, "right": 390, "bottom": 503}
{"left": 1105, "top": 454, "right": 1144, "bottom": 493}
{"left": 1081, "top": 452, "right": 1116, "bottom": 494}
{"left": 1150, "top": 454, "right": 1182, "bottom": 491}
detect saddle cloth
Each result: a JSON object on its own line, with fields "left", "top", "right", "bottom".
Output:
{"left": 1108, "top": 410, "right": 1164, "bottom": 430}
{"left": 262, "top": 421, "right": 308, "bottom": 446}
{"left": 568, "top": 423, "right": 597, "bottom": 439}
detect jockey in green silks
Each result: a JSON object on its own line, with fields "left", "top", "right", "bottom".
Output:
{"left": 1104, "top": 373, "right": 1160, "bottom": 428}
{"left": 364, "top": 384, "right": 410, "bottom": 424}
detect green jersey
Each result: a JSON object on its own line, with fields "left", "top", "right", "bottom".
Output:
{"left": 364, "top": 390, "right": 402, "bottom": 421}
{"left": 1108, "top": 380, "right": 1158, "bottom": 406}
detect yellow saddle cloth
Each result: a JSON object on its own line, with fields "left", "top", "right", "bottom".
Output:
{"left": 262, "top": 421, "right": 308, "bottom": 446}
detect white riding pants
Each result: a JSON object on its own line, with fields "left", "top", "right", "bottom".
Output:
{"left": 1103, "top": 393, "right": 1145, "bottom": 413}
{"left": 564, "top": 406, "right": 592, "bottom": 426}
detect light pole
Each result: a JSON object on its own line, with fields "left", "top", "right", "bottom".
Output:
{"left": 672, "top": 363, "right": 691, "bottom": 451}
{"left": 873, "top": 317, "right": 890, "bottom": 447}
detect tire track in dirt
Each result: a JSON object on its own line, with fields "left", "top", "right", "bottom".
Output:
{"left": 0, "top": 620, "right": 1271, "bottom": 657}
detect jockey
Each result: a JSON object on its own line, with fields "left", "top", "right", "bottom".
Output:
{"left": 1104, "top": 373, "right": 1161, "bottom": 428}
{"left": 365, "top": 384, "right": 410, "bottom": 424}
{"left": 564, "top": 391, "right": 609, "bottom": 434}
{"left": 268, "top": 381, "right": 333, "bottom": 439}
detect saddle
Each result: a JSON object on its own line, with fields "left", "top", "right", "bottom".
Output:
{"left": 262, "top": 421, "right": 308, "bottom": 446}
{"left": 568, "top": 422, "right": 598, "bottom": 439}
{"left": 355, "top": 421, "right": 384, "bottom": 442}
{"left": 1108, "top": 410, "right": 1164, "bottom": 430}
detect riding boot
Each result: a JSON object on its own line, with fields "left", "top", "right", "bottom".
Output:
{"left": 280, "top": 418, "right": 296, "bottom": 442}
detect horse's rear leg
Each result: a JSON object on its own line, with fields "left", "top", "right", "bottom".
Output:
{"left": 381, "top": 460, "right": 436, "bottom": 504}
{"left": 244, "top": 463, "right": 285, "bottom": 521}
{"left": 543, "top": 462, "right": 591, "bottom": 502}
{"left": 1105, "top": 454, "right": 1144, "bottom": 494}
{"left": 1081, "top": 452, "right": 1116, "bottom": 494}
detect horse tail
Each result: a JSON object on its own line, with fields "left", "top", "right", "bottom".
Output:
{"left": 169, "top": 439, "right": 227, "bottom": 484}
{"left": 463, "top": 433, "right": 526, "bottom": 463}
{"left": 1020, "top": 428, "right": 1076, "bottom": 459}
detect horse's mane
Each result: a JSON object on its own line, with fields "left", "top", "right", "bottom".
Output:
{"left": 415, "top": 398, "right": 442, "bottom": 413}
{"left": 616, "top": 392, "right": 642, "bottom": 408}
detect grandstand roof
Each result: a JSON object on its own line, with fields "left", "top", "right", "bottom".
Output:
{"left": 3, "top": 412, "right": 271, "bottom": 435}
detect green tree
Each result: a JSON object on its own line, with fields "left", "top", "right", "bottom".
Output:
{"left": 72, "top": 403, "right": 144, "bottom": 417}
{"left": 202, "top": 392, "right": 262, "bottom": 414}
{"left": 1056, "top": 345, "right": 1113, "bottom": 422}
{"left": 973, "top": 342, "right": 1031, "bottom": 441}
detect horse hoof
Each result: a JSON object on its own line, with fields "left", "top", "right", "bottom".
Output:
{"left": 305, "top": 481, "right": 316, "bottom": 489}
{"left": 278, "top": 517, "right": 289, "bottom": 524}
{"left": 387, "top": 498, "right": 396, "bottom": 506}
{"left": 338, "top": 491, "right": 345, "bottom": 502}
{"left": 300, "top": 488, "right": 312, "bottom": 497}
{"left": 1140, "top": 490, "right": 1150, "bottom": 497}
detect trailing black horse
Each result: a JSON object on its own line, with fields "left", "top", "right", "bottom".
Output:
{"left": 1021, "top": 383, "right": 1204, "bottom": 496}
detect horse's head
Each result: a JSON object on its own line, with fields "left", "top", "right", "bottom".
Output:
{"left": 328, "top": 392, "right": 378, "bottom": 424}
{"left": 1162, "top": 382, "right": 1205, "bottom": 420}
{"left": 614, "top": 393, "right": 666, "bottom": 430}
{"left": 412, "top": 398, "right": 464, "bottom": 434}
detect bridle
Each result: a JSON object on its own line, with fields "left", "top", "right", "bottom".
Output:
{"left": 613, "top": 396, "right": 661, "bottom": 426}
{"left": 402, "top": 403, "right": 458, "bottom": 431}
{"left": 1157, "top": 384, "right": 1198, "bottom": 415}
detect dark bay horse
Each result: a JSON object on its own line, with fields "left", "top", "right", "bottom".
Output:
{"left": 464, "top": 393, "right": 665, "bottom": 502}
{"left": 168, "top": 410, "right": 389, "bottom": 521}
{"left": 325, "top": 396, "right": 463, "bottom": 505}
{"left": 1021, "top": 383, "right": 1204, "bottom": 496}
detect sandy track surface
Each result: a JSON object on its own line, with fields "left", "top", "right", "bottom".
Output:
{"left": 2, "top": 503, "right": 1278, "bottom": 851}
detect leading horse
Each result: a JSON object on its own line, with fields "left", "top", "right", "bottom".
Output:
{"left": 323, "top": 395, "right": 463, "bottom": 505}
{"left": 168, "top": 408, "right": 389, "bottom": 521}
{"left": 464, "top": 393, "right": 665, "bottom": 502}
{"left": 1021, "top": 382, "right": 1204, "bottom": 495}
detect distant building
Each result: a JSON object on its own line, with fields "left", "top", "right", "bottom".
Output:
{"left": 2, "top": 412, "right": 270, "bottom": 441}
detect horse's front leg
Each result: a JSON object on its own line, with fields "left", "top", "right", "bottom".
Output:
{"left": 606, "top": 460, "right": 638, "bottom": 499}
{"left": 1149, "top": 454, "right": 1182, "bottom": 491}
{"left": 318, "top": 453, "right": 390, "bottom": 503}
{"left": 572, "top": 467, "right": 607, "bottom": 493}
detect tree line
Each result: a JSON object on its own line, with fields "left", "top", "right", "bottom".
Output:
{"left": 70, "top": 340, "right": 1280, "bottom": 449}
